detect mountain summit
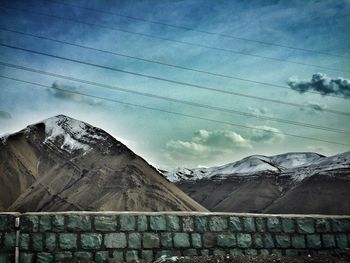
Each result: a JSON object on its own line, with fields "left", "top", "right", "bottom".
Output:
{"left": 0, "top": 115, "right": 207, "bottom": 212}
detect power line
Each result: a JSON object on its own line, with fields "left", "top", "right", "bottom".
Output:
{"left": 1, "top": 27, "right": 347, "bottom": 101}
{"left": 46, "top": 0, "right": 350, "bottom": 60}
{"left": 1, "top": 74, "right": 349, "bottom": 147}
{"left": 1, "top": 42, "right": 350, "bottom": 117}
{"left": 2, "top": 61, "right": 349, "bottom": 135}
{"left": 1, "top": 5, "right": 348, "bottom": 74}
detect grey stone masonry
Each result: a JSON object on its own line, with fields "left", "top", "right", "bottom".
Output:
{"left": 0, "top": 212, "right": 349, "bottom": 262}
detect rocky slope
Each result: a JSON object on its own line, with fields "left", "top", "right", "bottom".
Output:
{"left": 165, "top": 152, "right": 350, "bottom": 214}
{"left": 0, "top": 115, "right": 207, "bottom": 212}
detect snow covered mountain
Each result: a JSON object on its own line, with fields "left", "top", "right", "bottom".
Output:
{"left": 0, "top": 115, "right": 206, "bottom": 212}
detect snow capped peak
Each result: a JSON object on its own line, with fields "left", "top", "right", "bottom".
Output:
{"left": 42, "top": 115, "right": 107, "bottom": 153}
{"left": 270, "top": 152, "right": 324, "bottom": 169}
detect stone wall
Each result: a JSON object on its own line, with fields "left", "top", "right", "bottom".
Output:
{"left": 0, "top": 212, "right": 349, "bottom": 262}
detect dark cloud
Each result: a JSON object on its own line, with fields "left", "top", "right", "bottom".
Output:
{"left": 0, "top": 111, "right": 11, "bottom": 119}
{"left": 287, "top": 73, "right": 350, "bottom": 98}
{"left": 48, "top": 82, "right": 103, "bottom": 106}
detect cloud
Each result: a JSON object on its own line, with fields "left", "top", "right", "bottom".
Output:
{"left": 300, "top": 102, "right": 327, "bottom": 114}
{"left": 248, "top": 125, "right": 285, "bottom": 143}
{"left": 47, "top": 82, "right": 103, "bottom": 106}
{"left": 248, "top": 106, "right": 274, "bottom": 117}
{"left": 287, "top": 73, "right": 350, "bottom": 98}
{"left": 165, "top": 129, "right": 252, "bottom": 160}
{"left": 0, "top": 111, "right": 11, "bottom": 119}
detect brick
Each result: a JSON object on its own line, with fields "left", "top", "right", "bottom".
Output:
{"left": 141, "top": 250, "right": 153, "bottom": 261}
{"left": 166, "top": 215, "right": 180, "bottom": 232}
{"left": 306, "top": 234, "right": 321, "bottom": 249}
{"left": 201, "top": 249, "right": 210, "bottom": 256}
{"left": 285, "top": 249, "right": 298, "bottom": 256}
{"left": 253, "top": 234, "right": 263, "bottom": 248}
{"left": 275, "top": 234, "right": 290, "bottom": 248}
{"left": 243, "top": 217, "right": 256, "bottom": 232}
{"left": 74, "top": 252, "right": 93, "bottom": 260}
{"left": 209, "top": 216, "right": 227, "bottom": 231}
{"left": 182, "top": 217, "right": 194, "bottom": 232}
{"left": 120, "top": 215, "right": 136, "bottom": 231}
{"left": 322, "top": 234, "right": 336, "bottom": 248}
{"left": 126, "top": 250, "right": 139, "bottom": 263}
{"left": 194, "top": 216, "right": 207, "bottom": 232}
{"left": 271, "top": 249, "right": 282, "bottom": 256}
{"left": 59, "top": 233, "right": 77, "bottom": 250}
{"left": 128, "top": 233, "right": 141, "bottom": 249}
{"left": 267, "top": 217, "right": 281, "bottom": 232}
{"left": 203, "top": 233, "right": 216, "bottom": 248}
{"left": 263, "top": 233, "right": 274, "bottom": 248}
{"left": 183, "top": 249, "right": 197, "bottom": 256}
{"left": 94, "top": 216, "right": 117, "bottom": 231}
{"left": 55, "top": 252, "right": 72, "bottom": 260}
{"left": 95, "top": 251, "right": 109, "bottom": 263}
{"left": 213, "top": 249, "right": 225, "bottom": 256}
{"left": 160, "top": 233, "right": 172, "bottom": 248}
{"left": 292, "top": 235, "right": 306, "bottom": 248}
{"left": 22, "top": 216, "right": 39, "bottom": 232}
{"left": 297, "top": 218, "right": 315, "bottom": 234}
{"left": 39, "top": 216, "right": 51, "bottom": 232}
{"left": 143, "top": 233, "right": 160, "bottom": 248}
{"left": 217, "top": 233, "right": 236, "bottom": 247}
{"left": 45, "top": 233, "right": 56, "bottom": 251}
{"left": 192, "top": 233, "right": 202, "bottom": 248}
{"left": 237, "top": 233, "right": 252, "bottom": 248}
{"left": 19, "top": 233, "right": 30, "bottom": 250}
{"left": 112, "top": 251, "right": 124, "bottom": 262}
{"left": 37, "top": 252, "right": 53, "bottom": 263}
{"left": 67, "top": 215, "right": 91, "bottom": 231}
{"left": 259, "top": 249, "right": 269, "bottom": 256}
{"left": 282, "top": 218, "right": 295, "bottom": 233}
{"left": 336, "top": 234, "right": 348, "bottom": 249}
{"left": 229, "top": 217, "right": 242, "bottom": 232}
{"left": 150, "top": 216, "right": 166, "bottom": 231}
{"left": 105, "top": 233, "right": 127, "bottom": 248}
{"left": 32, "top": 233, "right": 43, "bottom": 251}
{"left": 332, "top": 219, "right": 350, "bottom": 232}
{"left": 81, "top": 233, "right": 102, "bottom": 249}
{"left": 137, "top": 215, "right": 148, "bottom": 231}
{"left": 230, "top": 248, "right": 243, "bottom": 256}
{"left": 173, "top": 233, "right": 190, "bottom": 248}
{"left": 245, "top": 249, "right": 258, "bottom": 256}
{"left": 19, "top": 253, "right": 33, "bottom": 263}
{"left": 315, "top": 219, "right": 331, "bottom": 232}
{"left": 255, "top": 218, "right": 266, "bottom": 232}
{"left": 52, "top": 215, "right": 64, "bottom": 232}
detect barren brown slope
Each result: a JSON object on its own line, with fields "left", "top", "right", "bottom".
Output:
{"left": 0, "top": 115, "right": 207, "bottom": 212}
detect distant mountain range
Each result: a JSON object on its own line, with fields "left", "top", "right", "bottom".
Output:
{"left": 0, "top": 115, "right": 206, "bottom": 212}
{"left": 164, "top": 152, "right": 350, "bottom": 215}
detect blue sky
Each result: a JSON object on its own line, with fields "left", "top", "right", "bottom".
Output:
{"left": 0, "top": 0, "right": 350, "bottom": 169}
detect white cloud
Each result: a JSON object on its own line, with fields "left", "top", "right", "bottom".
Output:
{"left": 248, "top": 125, "right": 285, "bottom": 143}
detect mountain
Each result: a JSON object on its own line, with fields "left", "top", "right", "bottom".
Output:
{"left": 165, "top": 152, "right": 350, "bottom": 215}
{"left": 0, "top": 115, "right": 207, "bottom": 212}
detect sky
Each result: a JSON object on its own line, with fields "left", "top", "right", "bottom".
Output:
{"left": 0, "top": 0, "right": 350, "bottom": 169}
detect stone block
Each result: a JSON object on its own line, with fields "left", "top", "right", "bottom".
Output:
{"left": 143, "top": 233, "right": 160, "bottom": 248}
{"left": 19, "top": 253, "right": 33, "bottom": 263}
{"left": 253, "top": 233, "right": 263, "bottom": 248}
{"left": 292, "top": 235, "right": 306, "bottom": 248}
{"left": 237, "top": 233, "right": 252, "bottom": 248}
{"left": 243, "top": 217, "right": 256, "bottom": 232}
{"left": 160, "top": 233, "right": 172, "bottom": 248}
{"left": 271, "top": 249, "right": 282, "bottom": 256}
{"left": 282, "top": 218, "right": 295, "bottom": 233}
{"left": 81, "top": 233, "right": 102, "bottom": 249}
{"left": 105, "top": 233, "right": 127, "bottom": 248}
{"left": 120, "top": 215, "right": 136, "bottom": 231}
{"left": 255, "top": 218, "right": 266, "bottom": 232}
{"left": 331, "top": 219, "right": 350, "bottom": 232}
{"left": 74, "top": 252, "right": 93, "bottom": 260}
{"left": 259, "top": 249, "right": 269, "bottom": 256}
{"left": 322, "top": 234, "right": 336, "bottom": 248}
{"left": 19, "top": 233, "right": 30, "bottom": 250}
{"left": 95, "top": 251, "right": 109, "bottom": 263}
{"left": 217, "top": 233, "right": 236, "bottom": 247}
{"left": 39, "top": 216, "right": 51, "bottom": 232}
{"left": 194, "top": 216, "right": 207, "bottom": 232}
{"left": 315, "top": 219, "right": 331, "bottom": 233}
{"left": 55, "top": 252, "right": 72, "bottom": 260}
{"left": 150, "top": 215, "right": 166, "bottom": 231}
{"left": 128, "top": 233, "right": 141, "bottom": 249}
{"left": 137, "top": 215, "right": 148, "bottom": 231}
{"left": 263, "top": 233, "right": 274, "bottom": 248}
{"left": 166, "top": 215, "right": 180, "bottom": 231}
{"left": 37, "top": 252, "right": 53, "bottom": 263}
{"left": 141, "top": 250, "right": 153, "bottom": 261}
{"left": 230, "top": 248, "right": 243, "bottom": 256}
{"left": 59, "top": 233, "right": 77, "bottom": 250}
{"left": 275, "top": 234, "right": 290, "bottom": 248}
{"left": 183, "top": 249, "right": 197, "bottom": 256}
{"left": 126, "top": 250, "right": 139, "bottom": 263}
{"left": 285, "top": 249, "right": 298, "bottom": 256}
{"left": 213, "top": 249, "right": 225, "bottom": 256}
{"left": 267, "top": 217, "right": 281, "bottom": 232}
{"left": 245, "top": 249, "right": 258, "bottom": 256}
{"left": 0, "top": 215, "right": 8, "bottom": 231}
{"left": 112, "top": 251, "right": 124, "bottom": 262}
{"left": 306, "top": 234, "right": 321, "bottom": 249}
{"left": 32, "top": 233, "right": 44, "bottom": 251}
{"left": 182, "top": 217, "right": 194, "bottom": 232}
{"left": 45, "top": 233, "right": 56, "bottom": 251}
{"left": 21, "top": 216, "right": 39, "bottom": 232}
{"left": 67, "top": 215, "right": 91, "bottom": 231}
{"left": 173, "top": 233, "right": 190, "bottom": 248}
{"left": 192, "top": 233, "right": 202, "bottom": 248}
{"left": 336, "top": 234, "right": 348, "bottom": 249}
{"left": 52, "top": 215, "right": 65, "bottom": 232}
{"left": 209, "top": 216, "right": 227, "bottom": 231}
{"left": 203, "top": 233, "right": 216, "bottom": 248}
{"left": 94, "top": 215, "right": 117, "bottom": 231}
{"left": 155, "top": 250, "right": 181, "bottom": 259}
{"left": 0, "top": 254, "right": 10, "bottom": 263}
{"left": 297, "top": 218, "right": 315, "bottom": 234}
{"left": 201, "top": 249, "right": 209, "bottom": 256}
